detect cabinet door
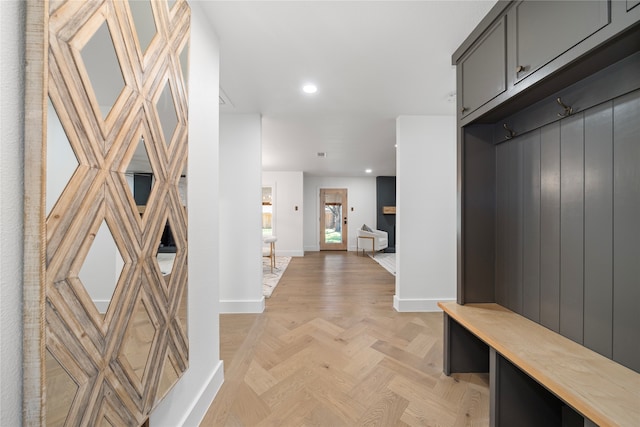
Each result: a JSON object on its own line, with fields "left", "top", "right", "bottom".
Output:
{"left": 512, "top": 0, "right": 610, "bottom": 83}
{"left": 460, "top": 17, "right": 506, "bottom": 117}
{"left": 629, "top": 0, "right": 640, "bottom": 11}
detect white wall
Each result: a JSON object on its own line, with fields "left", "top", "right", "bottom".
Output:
{"left": 303, "top": 176, "right": 377, "bottom": 252}
{"left": 395, "top": 116, "right": 457, "bottom": 312}
{"left": 219, "top": 114, "right": 264, "bottom": 313}
{"left": 1, "top": 1, "right": 25, "bottom": 425}
{"left": 262, "top": 171, "right": 304, "bottom": 257}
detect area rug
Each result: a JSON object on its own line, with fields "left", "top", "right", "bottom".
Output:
{"left": 263, "top": 256, "right": 291, "bottom": 298}
{"left": 368, "top": 252, "right": 396, "bottom": 276}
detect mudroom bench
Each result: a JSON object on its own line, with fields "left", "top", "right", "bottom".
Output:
{"left": 439, "top": 302, "right": 640, "bottom": 427}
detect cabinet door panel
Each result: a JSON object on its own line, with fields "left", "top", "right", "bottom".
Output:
{"left": 460, "top": 17, "right": 506, "bottom": 116}
{"left": 513, "top": 0, "right": 610, "bottom": 82}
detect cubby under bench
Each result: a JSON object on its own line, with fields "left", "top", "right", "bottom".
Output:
{"left": 438, "top": 302, "right": 640, "bottom": 427}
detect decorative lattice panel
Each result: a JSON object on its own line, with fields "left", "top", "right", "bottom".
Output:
{"left": 41, "top": 1, "right": 190, "bottom": 425}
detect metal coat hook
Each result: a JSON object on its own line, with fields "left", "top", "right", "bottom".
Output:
{"left": 503, "top": 123, "right": 516, "bottom": 140}
{"left": 557, "top": 97, "right": 573, "bottom": 118}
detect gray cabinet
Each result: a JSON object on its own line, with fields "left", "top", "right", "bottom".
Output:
{"left": 453, "top": 0, "right": 640, "bottom": 123}
{"left": 510, "top": 0, "right": 610, "bottom": 83}
{"left": 451, "top": 0, "right": 640, "bottom": 423}
{"left": 454, "top": 0, "right": 640, "bottom": 370}
{"left": 459, "top": 17, "right": 506, "bottom": 117}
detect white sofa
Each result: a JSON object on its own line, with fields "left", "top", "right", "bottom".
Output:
{"left": 356, "top": 229, "right": 388, "bottom": 256}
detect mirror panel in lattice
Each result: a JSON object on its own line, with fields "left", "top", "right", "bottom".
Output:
{"left": 27, "top": 1, "right": 190, "bottom": 425}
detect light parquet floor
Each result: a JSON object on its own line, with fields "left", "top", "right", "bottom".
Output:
{"left": 201, "top": 252, "right": 489, "bottom": 426}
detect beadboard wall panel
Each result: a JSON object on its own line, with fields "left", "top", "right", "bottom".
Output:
{"left": 494, "top": 88, "right": 640, "bottom": 371}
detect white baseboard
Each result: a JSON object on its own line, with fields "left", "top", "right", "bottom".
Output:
{"left": 219, "top": 298, "right": 265, "bottom": 314}
{"left": 181, "top": 360, "right": 225, "bottom": 427}
{"left": 275, "top": 250, "right": 304, "bottom": 257}
{"left": 393, "top": 296, "right": 454, "bottom": 312}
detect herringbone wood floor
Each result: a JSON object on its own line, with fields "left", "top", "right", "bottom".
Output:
{"left": 201, "top": 252, "right": 489, "bottom": 426}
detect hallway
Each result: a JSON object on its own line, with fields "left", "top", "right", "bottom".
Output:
{"left": 201, "top": 252, "right": 488, "bottom": 426}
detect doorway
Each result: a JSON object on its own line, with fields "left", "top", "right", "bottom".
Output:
{"left": 319, "top": 188, "right": 348, "bottom": 251}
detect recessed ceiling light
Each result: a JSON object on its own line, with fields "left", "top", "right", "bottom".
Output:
{"left": 365, "top": 169, "right": 372, "bottom": 174}
{"left": 303, "top": 84, "right": 318, "bottom": 94}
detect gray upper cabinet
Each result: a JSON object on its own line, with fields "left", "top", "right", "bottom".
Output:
{"left": 460, "top": 17, "right": 507, "bottom": 117}
{"left": 511, "top": 0, "right": 610, "bottom": 83}
{"left": 629, "top": 0, "right": 640, "bottom": 12}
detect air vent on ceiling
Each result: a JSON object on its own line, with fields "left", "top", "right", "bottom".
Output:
{"left": 317, "top": 152, "right": 326, "bottom": 158}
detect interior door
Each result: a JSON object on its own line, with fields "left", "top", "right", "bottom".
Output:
{"left": 319, "top": 188, "right": 348, "bottom": 251}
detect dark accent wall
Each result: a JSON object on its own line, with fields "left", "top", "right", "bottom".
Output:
{"left": 463, "top": 125, "right": 496, "bottom": 303}
{"left": 494, "top": 88, "right": 640, "bottom": 372}
{"left": 376, "top": 176, "right": 396, "bottom": 252}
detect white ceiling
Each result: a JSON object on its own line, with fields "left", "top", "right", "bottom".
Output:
{"left": 198, "top": 0, "right": 498, "bottom": 177}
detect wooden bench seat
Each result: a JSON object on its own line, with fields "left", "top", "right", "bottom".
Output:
{"left": 438, "top": 302, "right": 640, "bottom": 427}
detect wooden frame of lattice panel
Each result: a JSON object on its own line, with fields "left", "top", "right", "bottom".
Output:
{"left": 24, "top": 1, "right": 190, "bottom": 425}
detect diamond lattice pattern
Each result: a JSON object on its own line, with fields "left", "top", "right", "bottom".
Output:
{"left": 44, "top": 1, "right": 191, "bottom": 425}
